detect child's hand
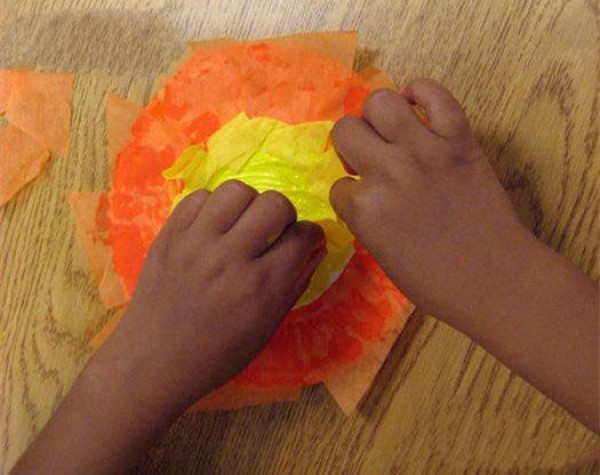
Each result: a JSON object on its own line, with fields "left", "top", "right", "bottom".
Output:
{"left": 12, "top": 181, "right": 327, "bottom": 475}
{"left": 330, "top": 79, "right": 598, "bottom": 431}
{"left": 11, "top": 81, "right": 597, "bottom": 475}
{"left": 98, "top": 181, "right": 325, "bottom": 408}
{"left": 330, "top": 79, "right": 533, "bottom": 327}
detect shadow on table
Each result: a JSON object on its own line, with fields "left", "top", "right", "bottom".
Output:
{"left": 358, "top": 308, "right": 428, "bottom": 419}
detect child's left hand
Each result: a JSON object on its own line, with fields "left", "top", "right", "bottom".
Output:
{"left": 11, "top": 180, "right": 325, "bottom": 475}
{"left": 100, "top": 180, "right": 326, "bottom": 408}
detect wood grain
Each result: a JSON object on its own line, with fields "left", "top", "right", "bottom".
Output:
{"left": 0, "top": 0, "right": 598, "bottom": 473}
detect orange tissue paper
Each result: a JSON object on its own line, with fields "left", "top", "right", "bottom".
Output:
{"left": 72, "top": 32, "right": 414, "bottom": 413}
{"left": 0, "top": 69, "right": 74, "bottom": 206}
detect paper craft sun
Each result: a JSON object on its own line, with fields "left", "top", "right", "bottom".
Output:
{"left": 70, "top": 32, "right": 414, "bottom": 414}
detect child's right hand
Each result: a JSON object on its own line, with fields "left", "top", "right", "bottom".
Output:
{"left": 331, "top": 79, "right": 599, "bottom": 431}
{"left": 330, "top": 79, "right": 535, "bottom": 329}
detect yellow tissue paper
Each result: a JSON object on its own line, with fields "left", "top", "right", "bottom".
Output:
{"left": 163, "top": 112, "right": 354, "bottom": 306}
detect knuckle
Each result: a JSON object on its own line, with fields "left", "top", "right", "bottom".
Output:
{"left": 178, "top": 188, "right": 209, "bottom": 210}
{"left": 194, "top": 189, "right": 211, "bottom": 202}
{"left": 262, "top": 190, "right": 296, "bottom": 218}
{"left": 365, "top": 88, "right": 397, "bottom": 110}
{"left": 218, "top": 179, "right": 257, "bottom": 198}
{"left": 412, "top": 77, "right": 440, "bottom": 91}
{"left": 189, "top": 188, "right": 210, "bottom": 200}
{"left": 203, "top": 253, "right": 228, "bottom": 281}
{"left": 297, "top": 221, "right": 324, "bottom": 242}
{"left": 332, "top": 115, "right": 357, "bottom": 141}
{"left": 437, "top": 91, "right": 460, "bottom": 112}
{"left": 346, "top": 187, "right": 379, "bottom": 218}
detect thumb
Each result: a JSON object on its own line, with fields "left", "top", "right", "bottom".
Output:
{"left": 329, "top": 176, "right": 360, "bottom": 226}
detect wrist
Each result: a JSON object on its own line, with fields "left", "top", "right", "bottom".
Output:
{"left": 441, "top": 228, "right": 548, "bottom": 338}
{"left": 82, "top": 335, "right": 189, "bottom": 423}
{"left": 85, "top": 311, "right": 222, "bottom": 416}
{"left": 437, "top": 228, "right": 598, "bottom": 430}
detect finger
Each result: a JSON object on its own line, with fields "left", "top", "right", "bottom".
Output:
{"left": 287, "top": 244, "right": 327, "bottom": 303}
{"left": 164, "top": 189, "right": 210, "bottom": 231}
{"left": 332, "top": 115, "right": 387, "bottom": 176}
{"left": 253, "top": 234, "right": 326, "bottom": 332}
{"left": 400, "top": 79, "right": 470, "bottom": 139}
{"left": 232, "top": 190, "right": 298, "bottom": 256}
{"left": 362, "top": 88, "right": 425, "bottom": 142}
{"left": 262, "top": 221, "right": 325, "bottom": 274}
{"left": 196, "top": 180, "right": 258, "bottom": 234}
{"left": 329, "top": 176, "right": 360, "bottom": 224}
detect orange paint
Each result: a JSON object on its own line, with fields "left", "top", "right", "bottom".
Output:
{"left": 343, "top": 86, "right": 370, "bottom": 116}
{"left": 324, "top": 300, "right": 412, "bottom": 414}
{"left": 235, "top": 245, "right": 408, "bottom": 388}
{"left": 108, "top": 41, "right": 367, "bottom": 296}
{"left": 106, "top": 95, "right": 142, "bottom": 177}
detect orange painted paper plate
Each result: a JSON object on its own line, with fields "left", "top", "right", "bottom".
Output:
{"left": 94, "top": 34, "right": 412, "bottom": 395}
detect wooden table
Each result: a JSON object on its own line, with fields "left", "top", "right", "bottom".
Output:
{"left": 1, "top": 1, "right": 598, "bottom": 473}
